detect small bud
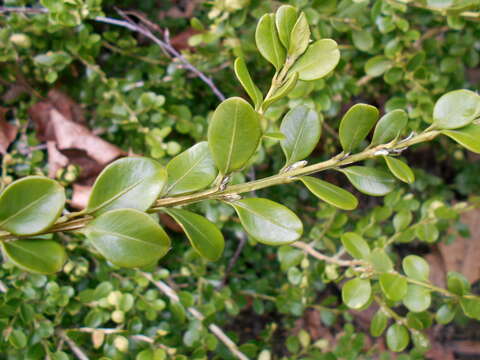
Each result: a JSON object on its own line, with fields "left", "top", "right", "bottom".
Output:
{"left": 222, "top": 193, "right": 242, "bottom": 202}
{"left": 113, "top": 336, "right": 129, "bottom": 353}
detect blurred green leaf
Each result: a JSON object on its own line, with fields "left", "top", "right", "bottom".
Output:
{"left": 341, "top": 232, "right": 370, "bottom": 259}
{"left": 402, "top": 255, "right": 430, "bottom": 281}
{"left": 379, "top": 273, "right": 408, "bottom": 301}
{"left": 386, "top": 324, "right": 409, "bottom": 352}
{"left": 342, "top": 278, "right": 371, "bottom": 309}
{"left": 433, "top": 90, "right": 480, "bottom": 129}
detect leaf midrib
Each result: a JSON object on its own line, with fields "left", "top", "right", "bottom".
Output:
{"left": 234, "top": 202, "right": 297, "bottom": 234}
{"left": 166, "top": 151, "right": 209, "bottom": 194}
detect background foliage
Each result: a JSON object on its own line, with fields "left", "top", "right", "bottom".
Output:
{"left": 1, "top": 0, "right": 480, "bottom": 359}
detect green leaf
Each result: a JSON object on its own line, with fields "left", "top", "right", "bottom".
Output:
{"left": 231, "top": 198, "right": 303, "bottom": 245}
{"left": 0, "top": 176, "right": 65, "bottom": 236}
{"left": 447, "top": 272, "right": 470, "bottom": 296}
{"left": 275, "top": 5, "right": 298, "bottom": 48}
{"left": 352, "top": 30, "right": 374, "bottom": 52}
{"left": 288, "top": 11, "right": 310, "bottom": 59}
{"left": 301, "top": 176, "right": 358, "bottom": 210}
{"left": 402, "top": 255, "right": 430, "bottom": 282}
{"left": 86, "top": 157, "right": 167, "bottom": 216}
{"left": 371, "top": 109, "right": 408, "bottom": 146}
{"left": 262, "top": 72, "right": 299, "bottom": 110}
{"left": 263, "top": 131, "right": 286, "bottom": 140}
{"left": 342, "top": 278, "right": 371, "bottom": 309}
{"left": 165, "top": 142, "right": 217, "bottom": 196}
{"left": 460, "top": 297, "right": 480, "bottom": 320}
{"left": 280, "top": 105, "right": 321, "bottom": 166}
{"left": 442, "top": 124, "right": 480, "bottom": 154}
{"left": 290, "top": 39, "right": 340, "bottom": 81}
{"left": 8, "top": 329, "right": 27, "bottom": 349}
{"left": 415, "top": 223, "right": 439, "bottom": 243}
{"left": 165, "top": 208, "right": 224, "bottom": 261}
{"left": 340, "top": 166, "right": 396, "bottom": 196}
{"left": 386, "top": 324, "right": 409, "bottom": 352}
{"left": 234, "top": 58, "right": 263, "bottom": 109}
{"left": 368, "top": 249, "right": 394, "bottom": 272}
{"left": 403, "top": 285, "right": 431, "bottom": 312}
{"left": 84, "top": 209, "right": 170, "bottom": 268}
{"left": 383, "top": 156, "right": 415, "bottom": 184}
{"left": 433, "top": 89, "right": 480, "bottom": 129}
{"left": 255, "top": 13, "right": 286, "bottom": 70}
{"left": 208, "top": 97, "right": 262, "bottom": 175}
{"left": 394, "top": 210, "right": 412, "bottom": 232}
{"left": 2, "top": 239, "right": 66, "bottom": 274}
{"left": 339, "top": 104, "right": 379, "bottom": 152}
{"left": 370, "top": 310, "right": 388, "bottom": 337}
{"left": 436, "top": 304, "right": 456, "bottom": 324}
{"left": 365, "top": 55, "right": 392, "bottom": 77}
{"left": 340, "top": 232, "right": 370, "bottom": 259}
{"left": 379, "top": 273, "right": 408, "bottom": 302}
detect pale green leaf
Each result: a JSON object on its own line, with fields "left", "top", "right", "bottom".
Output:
{"left": 371, "top": 109, "right": 408, "bottom": 146}
{"left": 442, "top": 124, "right": 480, "bottom": 153}
{"left": 403, "top": 284, "right": 431, "bottom": 312}
{"left": 255, "top": 13, "right": 286, "bottom": 70}
{"left": 288, "top": 11, "right": 310, "bottom": 59}
{"left": 301, "top": 176, "right": 358, "bottom": 210}
{"left": 433, "top": 89, "right": 480, "bottom": 129}
{"left": 365, "top": 55, "right": 392, "bottom": 77}
{"left": 234, "top": 57, "right": 263, "bottom": 109}
{"left": 341, "top": 232, "right": 370, "bottom": 259}
{"left": 379, "top": 273, "right": 408, "bottom": 301}
{"left": 290, "top": 39, "right": 340, "bottom": 81}
{"left": 262, "top": 71, "right": 299, "bottom": 111}
{"left": 383, "top": 156, "right": 415, "bottom": 184}
{"left": 386, "top": 324, "right": 409, "bottom": 352}
{"left": 402, "top": 255, "right": 430, "bottom": 281}
{"left": 340, "top": 166, "right": 396, "bottom": 196}
{"left": 370, "top": 310, "right": 388, "bottom": 337}
{"left": 342, "top": 278, "right": 371, "bottom": 309}
{"left": 275, "top": 5, "right": 298, "bottom": 48}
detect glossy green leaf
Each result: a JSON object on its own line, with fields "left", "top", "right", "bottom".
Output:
{"left": 442, "top": 124, "right": 480, "bottom": 154}
{"left": 341, "top": 166, "right": 396, "bottom": 196}
{"left": 402, "top": 255, "right": 430, "bottom": 282}
{"left": 262, "top": 71, "right": 299, "bottom": 110}
{"left": 386, "top": 324, "right": 409, "bottom": 352}
{"left": 86, "top": 157, "right": 167, "bottom": 216}
{"left": 403, "top": 285, "right": 431, "bottom": 312}
{"left": 2, "top": 239, "right": 66, "bottom": 274}
{"left": 339, "top": 104, "right": 379, "bottom": 152}
{"left": 433, "top": 89, "right": 480, "bottom": 129}
{"left": 460, "top": 297, "right": 480, "bottom": 320}
{"left": 342, "top": 278, "right": 371, "bottom": 309}
{"left": 165, "top": 142, "right": 217, "bottom": 196}
{"left": 255, "top": 13, "right": 286, "bottom": 70}
{"left": 231, "top": 198, "right": 303, "bottom": 245}
{"left": 280, "top": 105, "right": 321, "bottom": 166}
{"left": 0, "top": 176, "right": 65, "bottom": 236}
{"left": 371, "top": 109, "right": 408, "bottom": 146}
{"left": 301, "top": 176, "right": 358, "bottom": 210}
{"left": 370, "top": 310, "right": 388, "bottom": 337}
{"left": 447, "top": 271, "right": 470, "bottom": 296}
{"left": 288, "top": 12, "right": 310, "bottom": 59}
{"left": 290, "top": 39, "right": 340, "bottom": 81}
{"left": 340, "top": 232, "right": 370, "bottom": 259}
{"left": 379, "top": 273, "right": 408, "bottom": 302}
{"left": 368, "top": 249, "right": 394, "bottom": 272}
{"left": 208, "top": 97, "right": 262, "bottom": 175}
{"left": 436, "top": 304, "right": 456, "bottom": 324}
{"left": 234, "top": 57, "right": 263, "bottom": 109}
{"left": 85, "top": 209, "right": 170, "bottom": 268}
{"left": 384, "top": 156, "right": 415, "bottom": 184}
{"left": 165, "top": 208, "right": 224, "bottom": 261}
{"left": 365, "top": 55, "right": 392, "bottom": 77}
{"left": 275, "top": 5, "right": 298, "bottom": 48}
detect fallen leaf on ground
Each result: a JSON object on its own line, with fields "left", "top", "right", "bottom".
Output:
{"left": 0, "top": 107, "right": 18, "bottom": 155}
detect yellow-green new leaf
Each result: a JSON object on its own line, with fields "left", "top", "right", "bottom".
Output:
{"left": 342, "top": 278, "right": 371, "bottom": 309}
{"left": 0, "top": 176, "right": 65, "bottom": 236}
{"left": 290, "top": 39, "right": 340, "bottom": 81}
{"left": 371, "top": 109, "right": 408, "bottom": 146}
{"left": 402, "top": 255, "right": 430, "bottom": 282}
{"left": 85, "top": 209, "right": 170, "bottom": 268}
{"left": 288, "top": 11, "right": 310, "bottom": 59}
{"left": 339, "top": 104, "right": 379, "bottom": 153}
{"left": 232, "top": 198, "right": 303, "bottom": 245}
{"left": 86, "top": 157, "right": 167, "bottom": 216}
{"left": 280, "top": 105, "right": 321, "bottom": 166}
{"left": 165, "top": 142, "right": 217, "bottom": 196}
{"left": 403, "top": 285, "right": 431, "bottom": 312}
{"left": 384, "top": 156, "right": 415, "bottom": 184}
{"left": 275, "top": 5, "right": 298, "bottom": 48}
{"left": 442, "top": 124, "right": 480, "bottom": 153}
{"left": 340, "top": 166, "right": 396, "bottom": 196}
{"left": 341, "top": 232, "right": 370, "bottom": 259}
{"left": 301, "top": 176, "right": 358, "bottom": 210}
{"left": 165, "top": 208, "right": 224, "bottom": 261}
{"left": 2, "top": 239, "right": 66, "bottom": 274}
{"left": 208, "top": 97, "right": 262, "bottom": 175}
{"left": 234, "top": 57, "right": 263, "bottom": 109}
{"left": 433, "top": 89, "right": 480, "bottom": 129}
{"left": 255, "top": 13, "right": 286, "bottom": 70}
{"left": 379, "top": 273, "right": 408, "bottom": 302}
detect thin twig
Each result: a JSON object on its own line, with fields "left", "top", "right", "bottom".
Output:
{"left": 58, "top": 330, "right": 89, "bottom": 360}
{"left": 141, "top": 272, "right": 249, "bottom": 360}
{"left": 0, "top": 6, "right": 47, "bottom": 14}
{"left": 220, "top": 232, "right": 247, "bottom": 288}
{"left": 292, "top": 241, "right": 364, "bottom": 267}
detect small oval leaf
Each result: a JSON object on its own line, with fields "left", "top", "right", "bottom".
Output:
{"left": 165, "top": 142, "right": 217, "bottom": 196}
{"left": 370, "top": 310, "right": 388, "bottom": 337}
{"left": 280, "top": 105, "right": 321, "bottom": 166}
{"left": 433, "top": 89, "right": 480, "bottom": 129}
{"left": 403, "top": 285, "right": 431, "bottom": 312}
{"left": 288, "top": 11, "right": 310, "bottom": 59}
{"left": 379, "top": 273, "right": 408, "bottom": 302}
{"left": 341, "top": 166, "right": 396, "bottom": 196}
{"left": 384, "top": 156, "right": 415, "bottom": 184}
{"left": 301, "top": 176, "right": 358, "bottom": 210}
{"left": 290, "top": 39, "right": 340, "bottom": 81}
{"left": 234, "top": 57, "right": 263, "bottom": 109}
{"left": 208, "top": 97, "right": 262, "bottom": 175}
{"left": 442, "top": 124, "right": 480, "bottom": 154}
{"left": 339, "top": 104, "right": 379, "bottom": 153}
{"left": 255, "top": 13, "right": 286, "bottom": 70}
{"left": 87, "top": 157, "right": 167, "bottom": 216}
{"left": 386, "top": 324, "right": 409, "bottom": 352}
{"left": 371, "top": 109, "right": 408, "bottom": 146}
{"left": 341, "top": 232, "right": 370, "bottom": 259}
{"left": 85, "top": 209, "right": 171, "bottom": 268}
{"left": 365, "top": 55, "right": 392, "bottom": 77}
{"left": 0, "top": 176, "right": 65, "bottom": 236}
{"left": 165, "top": 208, "right": 224, "bottom": 261}
{"left": 402, "top": 255, "right": 430, "bottom": 282}
{"left": 275, "top": 5, "right": 298, "bottom": 48}
{"left": 2, "top": 239, "right": 66, "bottom": 274}
{"left": 342, "top": 278, "right": 371, "bottom": 309}
{"left": 232, "top": 198, "right": 303, "bottom": 245}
